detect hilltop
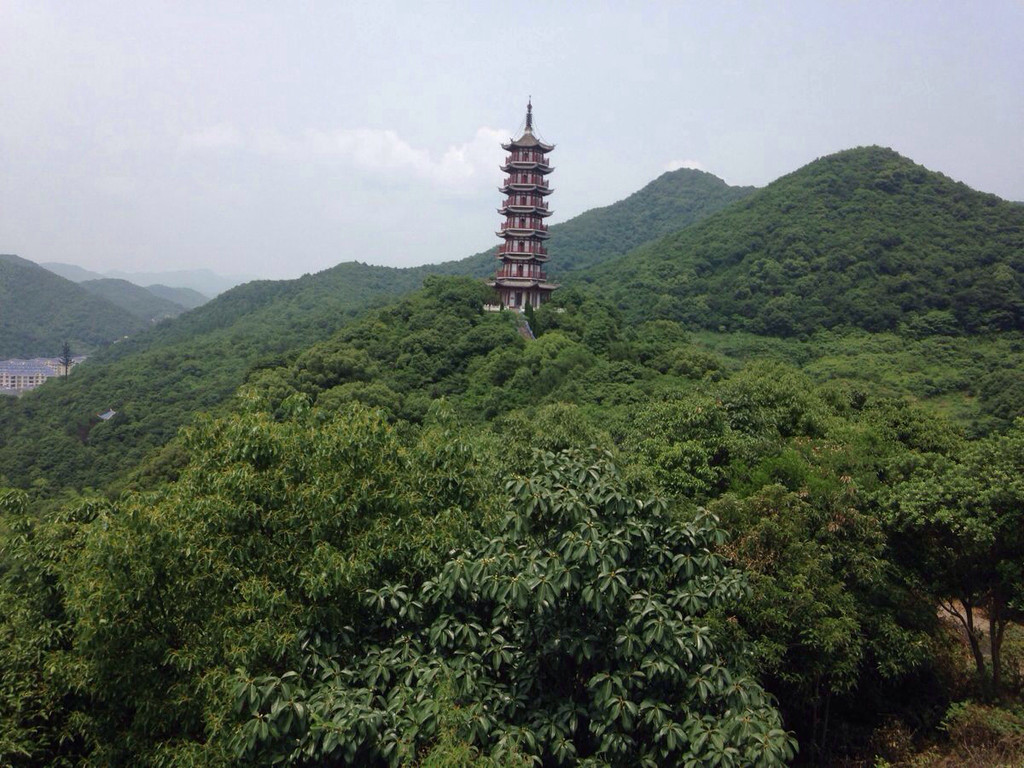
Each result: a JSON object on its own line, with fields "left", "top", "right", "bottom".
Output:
{"left": 432, "top": 167, "right": 757, "bottom": 278}
{"left": 585, "top": 146, "right": 1024, "bottom": 336}
{"left": 145, "top": 284, "right": 209, "bottom": 310}
{"left": 0, "top": 254, "right": 145, "bottom": 357}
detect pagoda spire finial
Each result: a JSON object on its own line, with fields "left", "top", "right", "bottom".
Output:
{"left": 525, "top": 98, "right": 533, "bottom": 132}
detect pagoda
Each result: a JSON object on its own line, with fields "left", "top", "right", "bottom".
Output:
{"left": 489, "top": 100, "right": 557, "bottom": 310}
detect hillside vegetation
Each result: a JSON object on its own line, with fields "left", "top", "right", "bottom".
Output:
{"left": 80, "top": 278, "right": 188, "bottom": 322}
{"left": 586, "top": 147, "right": 1024, "bottom": 336}
{"left": 0, "top": 170, "right": 750, "bottom": 494}
{"left": 0, "top": 254, "right": 144, "bottom": 357}
{"left": 4, "top": 277, "right": 1023, "bottom": 766}
{"left": 3, "top": 151, "right": 1024, "bottom": 765}
{"left": 435, "top": 168, "right": 757, "bottom": 278}
{"left": 145, "top": 284, "right": 209, "bottom": 309}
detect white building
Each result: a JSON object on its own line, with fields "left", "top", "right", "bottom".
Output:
{"left": 0, "top": 357, "right": 84, "bottom": 392}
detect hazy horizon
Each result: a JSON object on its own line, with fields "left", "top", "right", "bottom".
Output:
{"left": 2, "top": 1, "right": 1021, "bottom": 280}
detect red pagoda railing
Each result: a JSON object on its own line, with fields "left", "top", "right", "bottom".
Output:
{"left": 502, "top": 175, "right": 550, "bottom": 187}
{"left": 499, "top": 221, "right": 548, "bottom": 232}
{"left": 502, "top": 197, "right": 548, "bottom": 210}
{"left": 504, "top": 153, "right": 550, "bottom": 165}
{"left": 495, "top": 266, "right": 547, "bottom": 280}
{"left": 498, "top": 242, "right": 548, "bottom": 256}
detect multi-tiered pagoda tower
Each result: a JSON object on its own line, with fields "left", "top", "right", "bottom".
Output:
{"left": 489, "top": 100, "right": 557, "bottom": 310}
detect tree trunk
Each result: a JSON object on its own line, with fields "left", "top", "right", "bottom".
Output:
{"left": 962, "top": 601, "right": 990, "bottom": 694}
{"left": 990, "top": 598, "right": 1007, "bottom": 698}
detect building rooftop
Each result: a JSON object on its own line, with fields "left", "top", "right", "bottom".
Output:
{"left": 0, "top": 359, "right": 60, "bottom": 377}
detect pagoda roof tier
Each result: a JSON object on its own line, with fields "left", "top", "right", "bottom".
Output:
{"left": 493, "top": 275, "right": 546, "bottom": 286}
{"left": 496, "top": 256, "right": 549, "bottom": 264}
{"left": 486, "top": 279, "right": 557, "bottom": 291}
{"left": 502, "top": 135, "right": 555, "bottom": 152}
{"left": 497, "top": 227, "right": 550, "bottom": 239}
{"left": 497, "top": 205, "right": 552, "bottom": 217}
{"left": 492, "top": 280, "right": 560, "bottom": 291}
{"left": 500, "top": 160, "right": 554, "bottom": 173}
{"left": 499, "top": 183, "right": 553, "bottom": 195}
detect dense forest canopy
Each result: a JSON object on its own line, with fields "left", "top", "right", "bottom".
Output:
{"left": 2, "top": 148, "right": 1024, "bottom": 766}
{"left": 584, "top": 147, "right": 1024, "bottom": 336}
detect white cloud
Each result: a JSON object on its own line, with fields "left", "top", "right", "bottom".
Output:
{"left": 665, "top": 158, "right": 707, "bottom": 172}
{"left": 178, "top": 124, "right": 509, "bottom": 192}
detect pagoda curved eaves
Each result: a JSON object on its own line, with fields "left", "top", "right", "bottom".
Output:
{"left": 501, "top": 138, "right": 555, "bottom": 152}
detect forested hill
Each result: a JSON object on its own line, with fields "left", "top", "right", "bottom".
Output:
{"left": 431, "top": 167, "right": 757, "bottom": 278}
{"left": 585, "top": 146, "right": 1024, "bottom": 336}
{"left": 0, "top": 254, "right": 145, "bottom": 357}
{"left": 0, "top": 169, "right": 749, "bottom": 493}
{"left": 80, "top": 278, "right": 188, "bottom": 322}
{"left": 145, "top": 284, "right": 209, "bottom": 310}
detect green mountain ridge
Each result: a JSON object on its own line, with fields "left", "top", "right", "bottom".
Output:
{"left": 430, "top": 168, "right": 757, "bottom": 278}
{"left": 145, "top": 284, "right": 209, "bottom": 309}
{"left": 41, "top": 262, "right": 250, "bottom": 296}
{"left": 583, "top": 146, "right": 1024, "bottom": 336}
{"left": 80, "top": 278, "right": 188, "bottom": 322}
{"left": 39, "top": 261, "right": 106, "bottom": 282}
{"left": 0, "top": 254, "right": 145, "bottom": 358}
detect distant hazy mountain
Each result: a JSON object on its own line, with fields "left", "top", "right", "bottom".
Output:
{"left": 80, "top": 279, "right": 188, "bottom": 322}
{"left": 0, "top": 254, "right": 144, "bottom": 357}
{"left": 41, "top": 262, "right": 251, "bottom": 297}
{"left": 146, "top": 284, "right": 209, "bottom": 310}
{"left": 588, "top": 146, "right": 1024, "bottom": 336}
{"left": 104, "top": 268, "right": 254, "bottom": 297}
{"left": 41, "top": 262, "right": 106, "bottom": 282}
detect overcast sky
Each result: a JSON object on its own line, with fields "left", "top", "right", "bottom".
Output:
{"left": 1, "top": 1, "right": 1022, "bottom": 280}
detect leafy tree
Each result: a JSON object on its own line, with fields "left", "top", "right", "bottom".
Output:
{"left": 232, "top": 449, "right": 796, "bottom": 767}
{"left": 889, "top": 420, "right": 1024, "bottom": 698}
{"left": 0, "top": 398, "right": 502, "bottom": 765}
{"left": 712, "top": 484, "right": 938, "bottom": 760}
{"left": 0, "top": 488, "right": 94, "bottom": 767}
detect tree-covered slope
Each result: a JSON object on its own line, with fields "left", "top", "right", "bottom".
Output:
{"left": 145, "top": 284, "right": 209, "bottom": 310}
{"left": 586, "top": 147, "right": 1024, "bottom": 336}
{"left": 0, "top": 261, "right": 428, "bottom": 492}
{"left": 80, "top": 278, "right": 188, "bottom": 322}
{"left": 0, "top": 254, "right": 145, "bottom": 357}
{"left": 431, "top": 167, "right": 756, "bottom": 278}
